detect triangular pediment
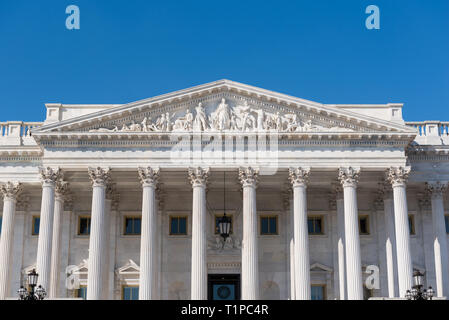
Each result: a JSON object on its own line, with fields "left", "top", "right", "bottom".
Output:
{"left": 32, "top": 80, "right": 417, "bottom": 138}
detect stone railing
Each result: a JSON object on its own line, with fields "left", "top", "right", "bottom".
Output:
{"left": 0, "top": 121, "right": 43, "bottom": 146}
{"left": 406, "top": 121, "right": 449, "bottom": 145}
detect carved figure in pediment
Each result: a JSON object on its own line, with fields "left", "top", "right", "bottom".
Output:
{"left": 284, "top": 113, "right": 300, "bottom": 132}
{"left": 165, "top": 113, "right": 172, "bottom": 132}
{"left": 173, "top": 108, "right": 194, "bottom": 131}
{"left": 302, "top": 120, "right": 316, "bottom": 132}
{"left": 211, "top": 98, "right": 231, "bottom": 131}
{"left": 193, "top": 102, "right": 208, "bottom": 131}
{"left": 121, "top": 123, "right": 130, "bottom": 132}
{"left": 273, "top": 112, "right": 282, "bottom": 131}
{"left": 253, "top": 108, "right": 265, "bottom": 131}
{"left": 230, "top": 114, "right": 238, "bottom": 131}
{"left": 224, "top": 237, "right": 233, "bottom": 250}
{"left": 129, "top": 121, "right": 141, "bottom": 131}
{"left": 155, "top": 113, "right": 166, "bottom": 131}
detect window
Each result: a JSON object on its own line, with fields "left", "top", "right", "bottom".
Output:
{"left": 124, "top": 217, "right": 141, "bottom": 235}
{"left": 215, "top": 215, "right": 233, "bottom": 235}
{"left": 260, "top": 216, "right": 278, "bottom": 235}
{"left": 76, "top": 286, "right": 87, "bottom": 300}
{"left": 170, "top": 216, "right": 187, "bottom": 235}
{"left": 122, "top": 286, "right": 139, "bottom": 300}
{"left": 78, "top": 216, "right": 91, "bottom": 235}
{"left": 444, "top": 215, "right": 449, "bottom": 234}
{"left": 359, "top": 216, "right": 370, "bottom": 235}
{"left": 311, "top": 285, "right": 326, "bottom": 300}
{"left": 32, "top": 216, "right": 40, "bottom": 235}
{"left": 308, "top": 216, "right": 323, "bottom": 235}
{"left": 409, "top": 215, "right": 415, "bottom": 235}
{"left": 0, "top": 216, "right": 2, "bottom": 234}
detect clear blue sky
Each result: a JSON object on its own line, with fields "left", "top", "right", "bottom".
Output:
{"left": 0, "top": 0, "right": 448, "bottom": 122}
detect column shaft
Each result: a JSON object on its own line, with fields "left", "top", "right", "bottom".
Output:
{"left": 36, "top": 182, "right": 56, "bottom": 290}
{"left": 87, "top": 184, "right": 106, "bottom": 300}
{"left": 383, "top": 197, "right": 397, "bottom": 298}
{"left": 49, "top": 196, "right": 64, "bottom": 298}
{"left": 343, "top": 185, "right": 363, "bottom": 300}
{"left": 392, "top": 184, "right": 413, "bottom": 297}
{"left": 241, "top": 184, "right": 259, "bottom": 300}
{"left": 139, "top": 184, "right": 157, "bottom": 299}
{"left": 191, "top": 184, "right": 207, "bottom": 299}
{"left": 336, "top": 197, "right": 346, "bottom": 300}
{"left": 293, "top": 184, "right": 311, "bottom": 299}
{"left": 0, "top": 197, "right": 17, "bottom": 299}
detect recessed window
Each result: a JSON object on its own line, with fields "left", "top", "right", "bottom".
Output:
{"left": 445, "top": 215, "right": 449, "bottom": 234}
{"left": 0, "top": 216, "right": 2, "bottom": 234}
{"left": 215, "top": 215, "right": 233, "bottom": 235}
{"left": 359, "top": 216, "right": 370, "bottom": 235}
{"left": 170, "top": 216, "right": 187, "bottom": 235}
{"left": 122, "top": 286, "right": 139, "bottom": 300}
{"left": 32, "top": 216, "right": 40, "bottom": 235}
{"left": 260, "top": 216, "right": 278, "bottom": 235}
{"left": 308, "top": 216, "right": 323, "bottom": 235}
{"left": 78, "top": 216, "right": 91, "bottom": 236}
{"left": 76, "top": 286, "right": 87, "bottom": 300}
{"left": 124, "top": 217, "right": 141, "bottom": 235}
{"left": 311, "top": 285, "right": 326, "bottom": 300}
{"left": 409, "top": 215, "right": 415, "bottom": 235}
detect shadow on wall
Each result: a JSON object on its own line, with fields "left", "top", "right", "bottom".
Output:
{"left": 261, "top": 281, "right": 280, "bottom": 300}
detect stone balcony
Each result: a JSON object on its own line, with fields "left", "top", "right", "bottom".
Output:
{"left": 406, "top": 121, "right": 449, "bottom": 146}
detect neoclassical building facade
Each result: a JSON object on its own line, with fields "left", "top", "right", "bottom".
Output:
{"left": 0, "top": 80, "right": 448, "bottom": 300}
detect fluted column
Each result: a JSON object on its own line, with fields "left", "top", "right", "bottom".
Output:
{"left": 285, "top": 191, "right": 295, "bottom": 300}
{"left": 138, "top": 167, "right": 159, "bottom": 300}
{"left": 0, "top": 182, "right": 22, "bottom": 299}
{"left": 102, "top": 183, "right": 117, "bottom": 299}
{"left": 387, "top": 166, "right": 413, "bottom": 297}
{"left": 427, "top": 181, "right": 449, "bottom": 297}
{"left": 289, "top": 167, "right": 311, "bottom": 300}
{"left": 333, "top": 183, "right": 346, "bottom": 300}
{"left": 36, "top": 167, "right": 61, "bottom": 291}
{"left": 381, "top": 183, "right": 397, "bottom": 298}
{"left": 87, "top": 167, "right": 111, "bottom": 300}
{"left": 338, "top": 167, "right": 363, "bottom": 300}
{"left": 188, "top": 167, "right": 209, "bottom": 300}
{"left": 239, "top": 167, "right": 259, "bottom": 300}
{"left": 49, "top": 180, "right": 68, "bottom": 298}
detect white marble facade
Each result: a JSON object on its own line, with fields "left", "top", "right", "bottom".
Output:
{"left": 0, "top": 80, "right": 448, "bottom": 300}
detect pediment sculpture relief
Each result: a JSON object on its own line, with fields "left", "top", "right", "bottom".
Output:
{"left": 89, "top": 98, "right": 353, "bottom": 133}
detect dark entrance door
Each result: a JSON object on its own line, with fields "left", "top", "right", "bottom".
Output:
{"left": 208, "top": 274, "right": 240, "bottom": 300}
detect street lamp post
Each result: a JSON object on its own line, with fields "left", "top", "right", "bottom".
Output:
{"left": 18, "top": 269, "right": 47, "bottom": 300}
{"left": 405, "top": 270, "right": 434, "bottom": 300}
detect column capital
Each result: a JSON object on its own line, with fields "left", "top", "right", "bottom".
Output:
{"left": 0, "top": 181, "right": 23, "bottom": 201}
{"left": 386, "top": 166, "right": 410, "bottom": 187}
{"left": 55, "top": 180, "right": 69, "bottom": 201}
{"left": 238, "top": 167, "right": 259, "bottom": 188}
{"left": 338, "top": 167, "right": 360, "bottom": 188}
{"left": 188, "top": 167, "right": 209, "bottom": 188}
{"left": 138, "top": 167, "right": 160, "bottom": 188}
{"left": 426, "top": 181, "right": 448, "bottom": 199}
{"left": 39, "top": 167, "right": 62, "bottom": 186}
{"left": 88, "top": 167, "right": 111, "bottom": 187}
{"left": 288, "top": 167, "right": 310, "bottom": 187}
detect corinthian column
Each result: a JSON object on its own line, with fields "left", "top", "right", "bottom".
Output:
{"left": 426, "top": 181, "right": 449, "bottom": 297}
{"left": 288, "top": 167, "right": 311, "bottom": 300}
{"left": 36, "top": 167, "right": 61, "bottom": 291}
{"left": 0, "top": 182, "right": 22, "bottom": 299}
{"left": 87, "top": 167, "right": 111, "bottom": 300}
{"left": 239, "top": 167, "right": 259, "bottom": 300}
{"left": 138, "top": 167, "right": 159, "bottom": 300}
{"left": 381, "top": 183, "right": 397, "bottom": 298}
{"left": 49, "top": 180, "right": 69, "bottom": 298}
{"left": 188, "top": 167, "right": 209, "bottom": 300}
{"left": 338, "top": 167, "right": 363, "bottom": 300}
{"left": 387, "top": 166, "right": 413, "bottom": 297}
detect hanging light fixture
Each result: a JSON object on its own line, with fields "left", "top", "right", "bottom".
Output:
{"left": 218, "top": 171, "right": 231, "bottom": 241}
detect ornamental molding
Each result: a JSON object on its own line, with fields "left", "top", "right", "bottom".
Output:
{"left": 207, "top": 235, "right": 242, "bottom": 252}
{"left": 425, "top": 181, "right": 448, "bottom": 198}
{"left": 338, "top": 167, "right": 360, "bottom": 187}
{"left": 0, "top": 181, "right": 23, "bottom": 200}
{"left": 288, "top": 167, "right": 310, "bottom": 187}
{"left": 138, "top": 167, "right": 160, "bottom": 187}
{"left": 39, "top": 167, "right": 62, "bottom": 185}
{"left": 188, "top": 167, "right": 210, "bottom": 187}
{"left": 88, "top": 167, "right": 111, "bottom": 187}
{"left": 32, "top": 80, "right": 416, "bottom": 139}
{"left": 238, "top": 167, "right": 259, "bottom": 188}
{"left": 386, "top": 166, "right": 411, "bottom": 187}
